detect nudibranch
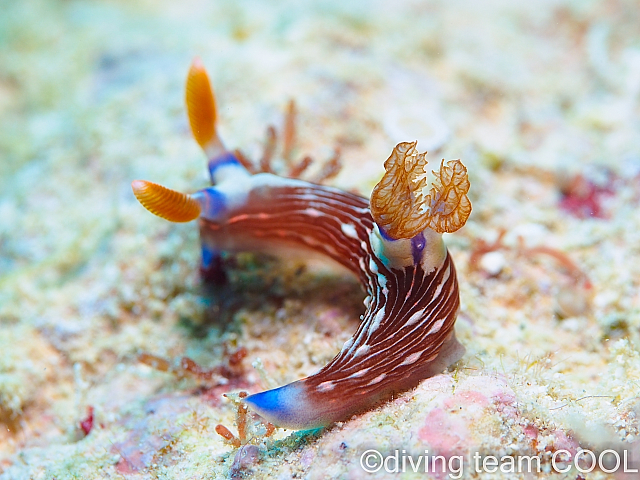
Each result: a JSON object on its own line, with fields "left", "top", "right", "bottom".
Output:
{"left": 132, "top": 59, "right": 472, "bottom": 430}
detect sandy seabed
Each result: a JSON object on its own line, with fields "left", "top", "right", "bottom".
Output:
{"left": 1, "top": 0, "right": 640, "bottom": 478}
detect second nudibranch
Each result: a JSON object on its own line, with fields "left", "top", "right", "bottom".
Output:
{"left": 132, "top": 59, "right": 472, "bottom": 430}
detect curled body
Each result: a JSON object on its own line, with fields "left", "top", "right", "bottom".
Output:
{"left": 132, "top": 59, "right": 471, "bottom": 430}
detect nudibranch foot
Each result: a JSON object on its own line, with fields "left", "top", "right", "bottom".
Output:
{"left": 199, "top": 246, "right": 228, "bottom": 285}
{"left": 245, "top": 332, "right": 464, "bottom": 430}
{"left": 131, "top": 59, "right": 472, "bottom": 431}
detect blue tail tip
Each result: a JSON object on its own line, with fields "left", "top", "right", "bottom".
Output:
{"left": 244, "top": 382, "right": 319, "bottom": 430}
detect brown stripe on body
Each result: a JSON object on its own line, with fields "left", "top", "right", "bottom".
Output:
{"left": 200, "top": 182, "right": 459, "bottom": 414}
{"left": 200, "top": 185, "right": 375, "bottom": 281}
{"left": 305, "top": 254, "right": 458, "bottom": 397}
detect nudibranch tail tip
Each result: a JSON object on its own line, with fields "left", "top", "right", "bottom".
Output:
{"left": 131, "top": 179, "right": 201, "bottom": 223}
{"left": 244, "top": 382, "right": 332, "bottom": 431}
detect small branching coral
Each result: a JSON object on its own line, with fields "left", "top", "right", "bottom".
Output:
{"left": 469, "top": 229, "right": 592, "bottom": 317}
{"left": 214, "top": 392, "right": 277, "bottom": 478}
{"left": 137, "top": 345, "right": 248, "bottom": 384}
{"left": 214, "top": 392, "right": 276, "bottom": 449}
{"left": 131, "top": 58, "right": 472, "bottom": 430}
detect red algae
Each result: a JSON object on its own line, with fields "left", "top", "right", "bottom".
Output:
{"left": 79, "top": 406, "right": 94, "bottom": 436}
{"left": 558, "top": 173, "right": 615, "bottom": 219}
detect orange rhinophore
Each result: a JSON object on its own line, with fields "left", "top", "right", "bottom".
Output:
{"left": 186, "top": 57, "right": 223, "bottom": 156}
{"left": 131, "top": 180, "right": 201, "bottom": 222}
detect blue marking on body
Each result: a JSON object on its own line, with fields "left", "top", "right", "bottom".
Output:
{"left": 245, "top": 388, "right": 288, "bottom": 415}
{"left": 207, "top": 151, "right": 242, "bottom": 181}
{"left": 201, "top": 245, "right": 216, "bottom": 269}
{"left": 411, "top": 232, "right": 426, "bottom": 264}
{"left": 199, "top": 245, "right": 227, "bottom": 285}
{"left": 377, "top": 225, "right": 396, "bottom": 242}
{"left": 199, "top": 187, "right": 226, "bottom": 220}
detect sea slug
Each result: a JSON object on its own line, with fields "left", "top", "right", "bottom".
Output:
{"left": 132, "top": 59, "right": 472, "bottom": 430}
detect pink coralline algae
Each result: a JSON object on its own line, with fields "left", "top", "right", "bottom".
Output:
{"left": 112, "top": 394, "right": 190, "bottom": 474}
{"left": 418, "top": 390, "right": 490, "bottom": 456}
{"left": 417, "top": 375, "right": 522, "bottom": 457}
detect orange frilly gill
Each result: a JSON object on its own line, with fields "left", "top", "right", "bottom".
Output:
{"left": 132, "top": 59, "right": 472, "bottom": 430}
